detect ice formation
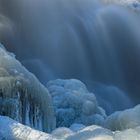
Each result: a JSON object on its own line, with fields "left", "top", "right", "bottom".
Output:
{"left": 46, "top": 79, "right": 140, "bottom": 140}
{"left": 47, "top": 79, "right": 106, "bottom": 127}
{"left": 0, "top": 44, "right": 55, "bottom": 132}
{"left": 0, "top": 116, "right": 55, "bottom": 140}
{"left": 104, "top": 104, "right": 140, "bottom": 131}
{"left": 1, "top": 115, "right": 140, "bottom": 140}
{"left": 66, "top": 125, "right": 114, "bottom": 140}
{"left": 0, "top": 73, "right": 140, "bottom": 139}
{"left": 66, "top": 125, "right": 140, "bottom": 140}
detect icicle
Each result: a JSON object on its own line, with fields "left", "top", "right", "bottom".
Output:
{"left": 0, "top": 44, "right": 56, "bottom": 132}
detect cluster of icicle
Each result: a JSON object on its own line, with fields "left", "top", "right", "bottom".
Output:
{"left": 0, "top": 43, "right": 55, "bottom": 132}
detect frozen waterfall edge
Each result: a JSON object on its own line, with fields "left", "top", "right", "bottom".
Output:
{"left": 0, "top": 43, "right": 56, "bottom": 132}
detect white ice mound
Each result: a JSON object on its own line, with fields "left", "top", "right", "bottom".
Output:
{"left": 104, "top": 104, "right": 140, "bottom": 131}
{"left": 47, "top": 79, "right": 106, "bottom": 127}
{"left": 114, "top": 126, "right": 140, "bottom": 140}
{"left": 0, "top": 116, "right": 55, "bottom": 140}
{"left": 1, "top": 108, "right": 140, "bottom": 140}
{"left": 66, "top": 124, "right": 140, "bottom": 140}
{"left": 0, "top": 44, "right": 55, "bottom": 132}
{"left": 66, "top": 125, "right": 114, "bottom": 140}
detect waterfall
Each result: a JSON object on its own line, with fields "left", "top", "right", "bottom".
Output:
{"left": 0, "top": 0, "right": 140, "bottom": 112}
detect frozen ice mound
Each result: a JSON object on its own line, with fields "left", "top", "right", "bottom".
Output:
{"left": 51, "top": 125, "right": 114, "bottom": 140}
{"left": 114, "top": 126, "right": 140, "bottom": 140}
{"left": 0, "top": 44, "right": 55, "bottom": 132}
{"left": 52, "top": 124, "right": 140, "bottom": 140}
{"left": 66, "top": 125, "right": 140, "bottom": 140}
{"left": 47, "top": 79, "right": 106, "bottom": 127}
{"left": 104, "top": 104, "right": 140, "bottom": 131}
{"left": 1, "top": 115, "right": 140, "bottom": 140}
{"left": 0, "top": 116, "right": 55, "bottom": 140}
{"left": 66, "top": 125, "right": 114, "bottom": 140}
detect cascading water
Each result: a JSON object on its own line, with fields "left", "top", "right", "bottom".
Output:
{"left": 0, "top": 0, "right": 140, "bottom": 115}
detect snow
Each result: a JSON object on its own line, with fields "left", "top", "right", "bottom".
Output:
{"left": 66, "top": 125, "right": 114, "bottom": 140}
{"left": 52, "top": 127, "right": 74, "bottom": 139}
{"left": 66, "top": 124, "right": 140, "bottom": 140}
{"left": 1, "top": 115, "right": 140, "bottom": 140}
{"left": 114, "top": 127, "right": 140, "bottom": 140}
{"left": 0, "top": 44, "right": 55, "bottom": 132}
{"left": 0, "top": 116, "right": 54, "bottom": 140}
{"left": 47, "top": 79, "right": 106, "bottom": 127}
{"left": 104, "top": 104, "right": 140, "bottom": 131}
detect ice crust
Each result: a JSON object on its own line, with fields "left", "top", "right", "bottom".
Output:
{"left": 0, "top": 44, "right": 55, "bottom": 132}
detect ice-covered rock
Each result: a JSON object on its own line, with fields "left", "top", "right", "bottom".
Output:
{"left": 0, "top": 116, "right": 55, "bottom": 140}
{"left": 104, "top": 104, "right": 140, "bottom": 131}
{"left": 0, "top": 44, "right": 55, "bottom": 132}
{"left": 47, "top": 79, "right": 106, "bottom": 127}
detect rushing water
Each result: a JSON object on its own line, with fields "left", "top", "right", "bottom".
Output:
{"left": 0, "top": 0, "right": 140, "bottom": 113}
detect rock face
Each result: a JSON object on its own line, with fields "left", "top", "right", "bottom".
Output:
{"left": 47, "top": 79, "right": 106, "bottom": 128}
{"left": 0, "top": 44, "right": 55, "bottom": 132}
